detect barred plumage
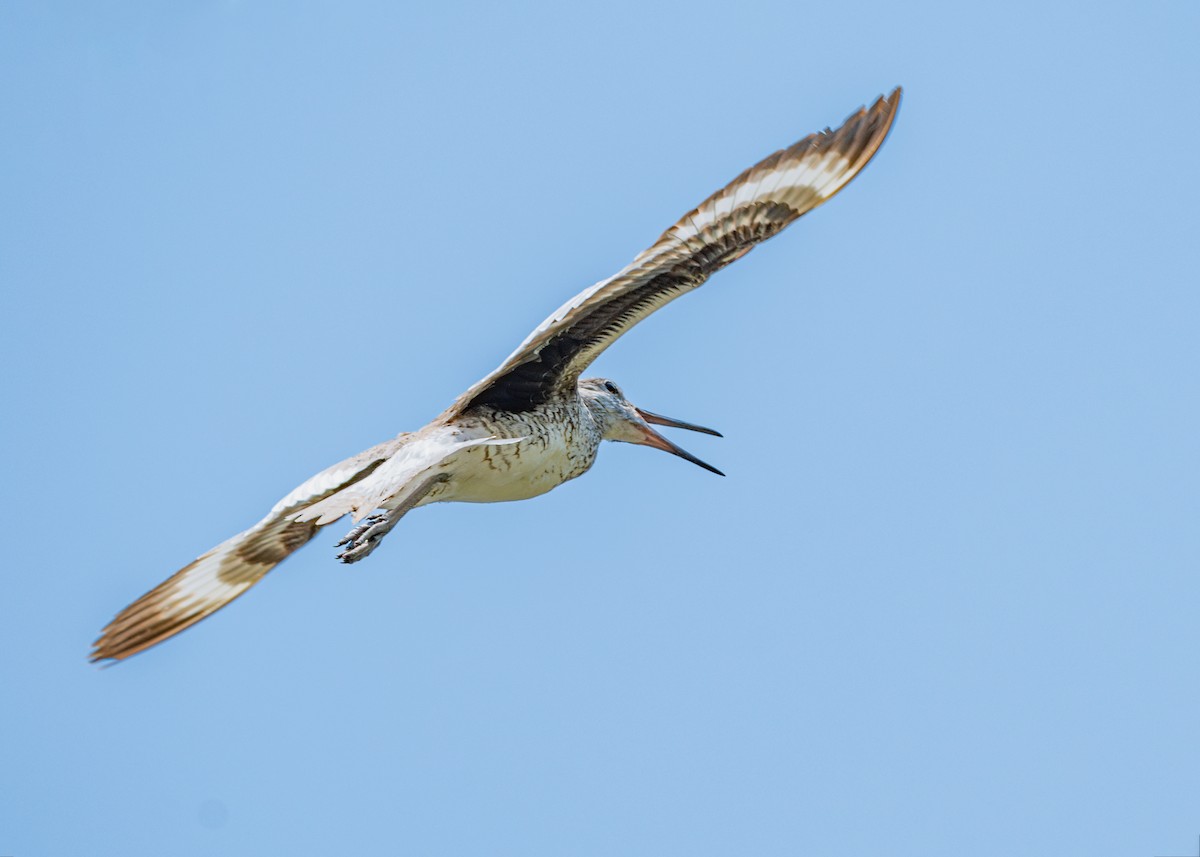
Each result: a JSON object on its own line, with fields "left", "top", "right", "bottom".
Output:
{"left": 92, "top": 88, "right": 901, "bottom": 662}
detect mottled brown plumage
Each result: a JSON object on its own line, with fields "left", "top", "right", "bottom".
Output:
{"left": 92, "top": 88, "right": 901, "bottom": 662}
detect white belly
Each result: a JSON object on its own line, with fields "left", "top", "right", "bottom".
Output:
{"left": 434, "top": 429, "right": 599, "bottom": 504}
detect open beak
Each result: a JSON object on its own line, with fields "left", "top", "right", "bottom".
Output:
{"left": 633, "top": 408, "right": 724, "bottom": 476}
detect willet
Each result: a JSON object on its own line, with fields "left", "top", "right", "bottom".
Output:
{"left": 92, "top": 88, "right": 901, "bottom": 661}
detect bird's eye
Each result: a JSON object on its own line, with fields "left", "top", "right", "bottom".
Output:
{"left": 603, "top": 381, "right": 620, "bottom": 396}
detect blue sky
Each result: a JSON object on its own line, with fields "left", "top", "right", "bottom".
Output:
{"left": 2, "top": 1, "right": 1199, "bottom": 854}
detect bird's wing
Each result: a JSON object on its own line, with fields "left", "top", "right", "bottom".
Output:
{"left": 444, "top": 88, "right": 900, "bottom": 416}
{"left": 90, "top": 435, "right": 408, "bottom": 662}
{"left": 292, "top": 427, "right": 522, "bottom": 525}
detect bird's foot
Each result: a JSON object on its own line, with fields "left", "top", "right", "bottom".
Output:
{"left": 335, "top": 513, "right": 392, "bottom": 564}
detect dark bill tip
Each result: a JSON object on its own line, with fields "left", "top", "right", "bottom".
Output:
{"left": 635, "top": 423, "right": 725, "bottom": 477}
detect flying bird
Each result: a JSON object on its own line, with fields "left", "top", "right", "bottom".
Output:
{"left": 92, "top": 88, "right": 902, "bottom": 662}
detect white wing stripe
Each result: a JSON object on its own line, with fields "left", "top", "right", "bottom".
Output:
{"left": 442, "top": 89, "right": 901, "bottom": 419}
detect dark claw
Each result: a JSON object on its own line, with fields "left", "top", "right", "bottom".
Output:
{"left": 334, "top": 515, "right": 384, "bottom": 548}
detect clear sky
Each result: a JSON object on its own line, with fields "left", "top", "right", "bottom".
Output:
{"left": 2, "top": 2, "right": 1199, "bottom": 855}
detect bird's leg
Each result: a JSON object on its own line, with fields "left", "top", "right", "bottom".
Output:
{"left": 335, "top": 513, "right": 396, "bottom": 564}
{"left": 333, "top": 471, "right": 450, "bottom": 564}
{"left": 335, "top": 516, "right": 382, "bottom": 548}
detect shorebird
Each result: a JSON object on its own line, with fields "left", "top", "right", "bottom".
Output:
{"left": 92, "top": 88, "right": 902, "bottom": 662}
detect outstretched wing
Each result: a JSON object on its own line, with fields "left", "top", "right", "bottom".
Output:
{"left": 447, "top": 88, "right": 901, "bottom": 416}
{"left": 292, "top": 427, "right": 523, "bottom": 525}
{"left": 90, "top": 435, "right": 408, "bottom": 662}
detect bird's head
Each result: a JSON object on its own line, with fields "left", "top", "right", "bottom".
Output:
{"left": 579, "top": 378, "right": 724, "bottom": 476}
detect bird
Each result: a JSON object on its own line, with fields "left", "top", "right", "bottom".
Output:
{"left": 91, "top": 87, "right": 902, "bottom": 662}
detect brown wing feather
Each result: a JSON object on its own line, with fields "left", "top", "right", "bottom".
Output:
{"left": 90, "top": 516, "right": 320, "bottom": 662}
{"left": 90, "top": 436, "right": 407, "bottom": 662}
{"left": 449, "top": 88, "right": 901, "bottom": 416}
